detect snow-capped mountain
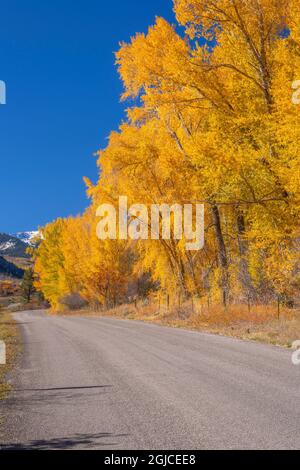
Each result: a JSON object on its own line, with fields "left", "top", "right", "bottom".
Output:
{"left": 13, "top": 231, "right": 39, "bottom": 246}
{"left": 0, "top": 233, "right": 29, "bottom": 258}
{"left": 0, "top": 231, "right": 41, "bottom": 258}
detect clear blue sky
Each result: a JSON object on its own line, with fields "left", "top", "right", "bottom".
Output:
{"left": 0, "top": 0, "right": 175, "bottom": 233}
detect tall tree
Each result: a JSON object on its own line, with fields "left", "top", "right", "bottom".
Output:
{"left": 21, "top": 268, "right": 35, "bottom": 304}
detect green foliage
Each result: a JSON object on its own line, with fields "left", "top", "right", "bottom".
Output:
{"left": 20, "top": 268, "right": 36, "bottom": 303}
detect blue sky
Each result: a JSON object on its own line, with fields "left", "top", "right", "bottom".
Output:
{"left": 0, "top": 0, "right": 174, "bottom": 233}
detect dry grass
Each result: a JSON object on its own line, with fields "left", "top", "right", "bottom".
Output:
{"left": 0, "top": 308, "right": 21, "bottom": 399}
{"left": 68, "top": 300, "right": 300, "bottom": 349}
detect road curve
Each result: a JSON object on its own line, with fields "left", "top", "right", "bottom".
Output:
{"left": 0, "top": 310, "right": 299, "bottom": 450}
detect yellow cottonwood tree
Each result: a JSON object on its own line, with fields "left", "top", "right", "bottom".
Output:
{"left": 34, "top": 0, "right": 300, "bottom": 310}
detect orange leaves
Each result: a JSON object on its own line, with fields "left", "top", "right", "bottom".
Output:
{"left": 116, "top": 17, "right": 189, "bottom": 104}
{"left": 34, "top": 1, "right": 300, "bottom": 309}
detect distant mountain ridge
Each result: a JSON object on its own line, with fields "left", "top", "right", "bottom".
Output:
{"left": 13, "top": 231, "right": 39, "bottom": 246}
{"left": 0, "top": 255, "right": 24, "bottom": 278}
{"left": 0, "top": 233, "right": 29, "bottom": 258}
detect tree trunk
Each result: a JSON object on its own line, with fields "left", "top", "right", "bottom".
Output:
{"left": 211, "top": 204, "right": 230, "bottom": 306}
{"left": 237, "top": 211, "right": 254, "bottom": 300}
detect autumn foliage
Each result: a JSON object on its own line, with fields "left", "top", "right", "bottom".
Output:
{"left": 34, "top": 0, "right": 300, "bottom": 311}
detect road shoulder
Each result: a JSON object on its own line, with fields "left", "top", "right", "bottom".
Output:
{"left": 0, "top": 308, "right": 22, "bottom": 399}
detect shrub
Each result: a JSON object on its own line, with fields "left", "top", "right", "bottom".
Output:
{"left": 59, "top": 293, "right": 88, "bottom": 311}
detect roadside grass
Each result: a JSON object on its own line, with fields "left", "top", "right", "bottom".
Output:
{"left": 62, "top": 300, "right": 300, "bottom": 348}
{"left": 0, "top": 307, "right": 21, "bottom": 399}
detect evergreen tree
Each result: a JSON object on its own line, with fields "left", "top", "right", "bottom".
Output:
{"left": 21, "top": 268, "right": 35, "bottom": 303}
